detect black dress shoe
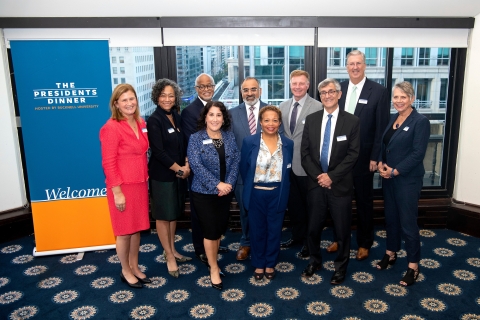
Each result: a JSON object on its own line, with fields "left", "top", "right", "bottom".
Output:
{"left": 209, "top": 275, "right": 223, "bottom": 290}
{"left": 299, "top": 245, "right": 310, "bottom": 258}
{"left": 196, "top": 253, "right": 208, "bottom": 265}
{"left": 120, "top": 272, "right": 142, "bottom": 288}
{"left": 135, "top": 275, "right": 152, "bottom": 284}
{"left": 280, "top": 239, "right": 302, "bottom": 248}
{"left": 301, "top": 263, "right": 322, "bottom": 277}
{"left": 218, "top": 246, "right": 228, "bottom": 253}
{"left": 330, "top": 271, "right": 346, "bottom": 285}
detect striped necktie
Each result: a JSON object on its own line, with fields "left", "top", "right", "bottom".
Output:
{"left": 248, "top": 106, "right": 256, "bottom": 135}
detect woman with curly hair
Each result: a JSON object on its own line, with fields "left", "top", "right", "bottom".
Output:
{"left": 148, "top": 78, "right": 191, "bottom": 279}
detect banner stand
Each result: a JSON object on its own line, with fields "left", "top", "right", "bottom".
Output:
{"left": 33, "top": 244, "right": 116, "bottom": 257}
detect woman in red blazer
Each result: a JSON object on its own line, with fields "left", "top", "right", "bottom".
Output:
{"left": 100, "top": 84, "right": 151, "bottom": 289}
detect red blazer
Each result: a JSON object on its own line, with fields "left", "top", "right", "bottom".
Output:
{"left": 100, "top": 118, "right": 149, "bottom": 188}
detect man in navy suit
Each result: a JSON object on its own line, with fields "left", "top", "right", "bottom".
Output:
{"left": 181, "top": 73, "right": 228, "bottom": 264}
{"left": 229, "top": 77, "right": 266, "bottom": 261}
{"left": 301, "top": 78, "right": 360, "bottom": 285}
{"left": 328, "top": 50, "right": 390, "bottom": 261}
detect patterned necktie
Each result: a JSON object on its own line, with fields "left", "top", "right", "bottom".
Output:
{"left": 320, "top": 114, "right": 333, "bottom": 173}
{"left": 290, "top": 101, "right": 299, "bottom": 134}
{"left": 348, "top": 85, "right": 357, "bottom": 114}
{"left": 248, "top": 106, "right": 256, "bottom": 135}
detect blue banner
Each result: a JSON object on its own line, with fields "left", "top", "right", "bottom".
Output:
{"left": 10, "top": 40, "right": 112, "bottom": 202}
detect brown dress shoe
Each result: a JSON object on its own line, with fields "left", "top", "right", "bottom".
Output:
{"left": 326, "top": 242, "right": 338, "bottom": 253}
{"left": 356, "top": 247, "right": 369, "bottom": 261}
{"left": 236, "top": 246, "right": 250, "bottom": 261}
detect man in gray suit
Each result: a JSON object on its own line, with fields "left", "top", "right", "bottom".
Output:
{"left": 279, "top": 70, "right": 323, "bottom": 256}
{"left": 229, "top": 77, "right": 267, "bottom": 261}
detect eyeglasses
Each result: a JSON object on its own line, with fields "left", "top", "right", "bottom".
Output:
{"left": 319, "top": 90, "right": 338, "bottom": 97}
{"left": 242, "top": 88, "right": 258, "bottom": 93}
{"left": 347, "top": 62, "right": 364, "bottom": 68}
{"left": 195, "top": 84, "right": 215, "bottom": 91}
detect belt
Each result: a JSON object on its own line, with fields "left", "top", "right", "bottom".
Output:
{"left": 253, "top": 185, "right": 278, "bottom": 190}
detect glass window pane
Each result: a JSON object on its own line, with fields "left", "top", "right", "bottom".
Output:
{"left": 109, "top": 47, "right": 156, "bottom": 117}
{"left": 176, "top": 46, "right": 238, "bottom": 110}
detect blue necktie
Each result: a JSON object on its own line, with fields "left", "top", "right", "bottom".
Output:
{"left": 320, "top": 114, "right": 333, "bottom": 172}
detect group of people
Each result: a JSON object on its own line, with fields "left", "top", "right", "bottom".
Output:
{"left": 99, "top": 50, "right": 430, "bottom": 290}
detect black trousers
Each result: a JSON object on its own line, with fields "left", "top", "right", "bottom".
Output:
{"left": 287, "top": 172, "right": 309, "bottom": 244}
{"left": 307, "top": 186, "right": 352, "bottom": 272}
{"left": 353, "top": 172, "right": 374, "bottom": 249}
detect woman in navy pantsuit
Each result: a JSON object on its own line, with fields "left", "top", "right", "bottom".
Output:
{"left": 376, "top": 81, "right": 430, "bottom": 287}
{"left": 240, "top": 106, "right": 293, "bottom": 281}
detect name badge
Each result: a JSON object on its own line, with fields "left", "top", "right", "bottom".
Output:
{"left": 403, "top": 126, "right": 409, "bottom": 131}
{"left": 142, "top": 128, "right": 148, "bottom": 133}
{"left": 168, "top": 128, "right": 175, "bottom": 134}
{"left": 203, "top": 139, "right": 213, "bottom": 144}
{"left": 302, "top": 119, "right": 305, "bottom": 125}
{"left": 359, "top": 99, "right": 368, "bottom": 104}
{"left": 337, "top": 135, "right": 347, "bottom": 141}
{"left": 287, "top": 163, "right": 292, "bottom": 168}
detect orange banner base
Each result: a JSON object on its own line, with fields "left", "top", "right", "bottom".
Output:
{"left": 31, "top": 197, "right": 115, "bottom": 253}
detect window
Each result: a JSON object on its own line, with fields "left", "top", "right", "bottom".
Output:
{"left": 121, "top": 78, "right": 126, "bottom": 84}
{"left": 119, "top": 56, "right": 125, "bottom": 63}
{"left": 120, "top": 67, "right": 125, "bottom": 74}
{"left": 365, "top": 47, "right": 378, "bottom": 66}
{"left": 437, "top": 48, "right": 450, "bottom": 66}
{"left": 111, "top": 56, "right": 116, "bottom": 64}
{"left": 329, "top": 47, "right": 341, "bottom": 66}
{"left": 439, "top": 78, "right": 448, "bottom": 109}
{"left": 401, "top": 48, "right": 414, "bottom": 66}
{"left": 418, "top": 48, "right": 431, "bottom": 66}
{"left": 113, "top": 78, "right": 118, "bottom": 85}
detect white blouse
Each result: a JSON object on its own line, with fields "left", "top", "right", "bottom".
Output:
{"left": 253, "top": 134, "right": 283, "bottom": 183}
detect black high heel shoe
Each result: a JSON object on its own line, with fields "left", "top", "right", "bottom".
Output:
{"left": 400, "top": 267, "right": 420, "bottom": 286}
{"left": 120, "top": 272, "right": 142, "bottom": 288}
{"left": 265, "top": 270, "right": 276, "bottom": 280}
{"left": 376, "top": 252, "right": 397, "bottom": 270}
{"left": 209, "top": 275, "right": 223, "bottom": 290}
{"left": 254, "top": 271, "right": 264, "bottom": 281}
{"left": 135, "top": 275, "right": 152, "bottom": 284}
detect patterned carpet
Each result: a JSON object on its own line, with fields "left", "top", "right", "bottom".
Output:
{"left": 1, "top": 227, "right": 480, "bottom": 319}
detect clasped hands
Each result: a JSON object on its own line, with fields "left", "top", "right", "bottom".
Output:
{"left": 378, "top": 161, "right": 396, "bottom": 179}
{"left": 317, "top": 173, "right": 332, "bottom": 189}
{"left": 217, "top": 182, "right": 233, "bottom": 196}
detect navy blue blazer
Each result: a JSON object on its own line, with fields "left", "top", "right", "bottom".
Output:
{"left": 181, "top": 97, "right": 204, "bottom": 145}
{"left": 187, "top": 129, "right": 240, "bottom": 194}
{"left": 378, "top": 108, "right": 430, "bottom": 177}
{"left": 240, "top": 133, "right": 294, "bottom": 213}
{"left": 228, "top": 101, "right": 267, "bottom": 184}
{"left": 339, "top": 78, "right": 390, "bottom": 176}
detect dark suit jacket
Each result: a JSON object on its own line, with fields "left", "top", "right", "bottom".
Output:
{"left": 240, "top": 133, "right": 294, "bottom": 213}
{"left": 181, "top": 97, "right": 204, "bottom": 145}
{"left": 147, "top": 107, "right": 185, "bottom": 182}
{"left": 338, "top": 78, "right": 389, "bottom": 176}
{"left": 301, "top": 109, "right": 360, "bottom": 196}
{"left": 228, "top": 101, "right": 267, "bottom": 184}
{"left": 378, "top": 108, "right": 430, "bottom": 177}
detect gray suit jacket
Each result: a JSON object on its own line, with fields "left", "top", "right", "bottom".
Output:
{"left": 279, "top": 95, "right": 323, "bottom": 176}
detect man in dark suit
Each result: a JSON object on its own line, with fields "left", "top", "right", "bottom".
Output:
{"left": 279, "top": 70, "right": 322, "bottom": 257}
{"left": 301, "top": 78, "right": 360, "bottom": 285}
{"left": 181, "top": 73, "right": 228, "bottom": 264}
{"left": 327, "top": 50, "right": 390, "bottom": 261}
{"left": 229, "top": 77, "right": 267, "bottom": 261}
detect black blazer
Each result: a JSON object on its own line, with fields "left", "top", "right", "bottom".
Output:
{"left": 147, "top": 107, "right": 186, "bottom": 182}
{"left": 181, "top": 97, "right": 204, "bottom": 145}
{"left": 378, "top": 108, "right": 430, "bottom": 177}
{"left": 301, "top": 109, "right": 360, "bottom": 196}
{"left": 338, "top": 78, "right": 389, "bottom": 176}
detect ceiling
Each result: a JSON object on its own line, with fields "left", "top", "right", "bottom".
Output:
{"left": 1, "top": 0, "right": 480, "bottom": 18}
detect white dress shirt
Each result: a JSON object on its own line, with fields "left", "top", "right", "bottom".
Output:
{"left": 344, "top": 76, "right": 366, "bottom": 114}
{"left": 319, "top": 107, "right": 340, "bottom": 165}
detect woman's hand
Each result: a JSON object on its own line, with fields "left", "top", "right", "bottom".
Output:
{"left": 217, "top": 182, "right": 232, "bottom": 196}
{"left": 176, "top": 165, "right": 191, "bottom": 179}
{"left": 378, "top": 162, "right": 398, "bottom": 179}
{"left": 112, "top": 186, "right": 126, "bottom": 211}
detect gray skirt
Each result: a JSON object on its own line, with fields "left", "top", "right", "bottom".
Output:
{"left": 150, "top": 179, "right": 186, "bottom": 221}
